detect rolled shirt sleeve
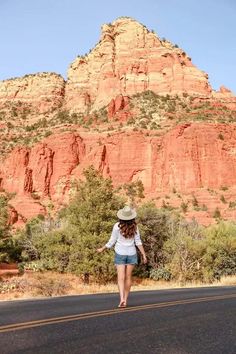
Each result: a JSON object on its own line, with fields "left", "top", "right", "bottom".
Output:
{"left": 105, "top": 224, "right": 119, "bottom": 249}
{"left": 134, "top": 227, "right": 142, "bottom": 246}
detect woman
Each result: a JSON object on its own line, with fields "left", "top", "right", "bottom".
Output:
{"left": 97, "top": 206, "right": 147, "bottom": 308}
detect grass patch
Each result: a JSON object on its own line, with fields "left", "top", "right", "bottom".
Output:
{"left": 1, "top": 272, "right": 236, "bottom": 301}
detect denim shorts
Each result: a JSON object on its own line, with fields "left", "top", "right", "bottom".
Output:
{"left": 114, "top": 252, "right": 138, "bottom": 265}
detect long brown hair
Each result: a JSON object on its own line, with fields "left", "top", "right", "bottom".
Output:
{"left": 118, "top": 219, "right": 137, "bottom": 239}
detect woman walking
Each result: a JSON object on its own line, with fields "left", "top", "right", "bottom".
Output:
{"left": 97, "top": 206, "right": 147, "bottom": 308}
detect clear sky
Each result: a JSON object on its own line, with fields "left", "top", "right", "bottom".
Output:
{"left": 0, "top": 0, "right": 235, "bottom": 92}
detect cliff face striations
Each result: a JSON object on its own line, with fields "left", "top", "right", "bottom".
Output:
{"left": 1, "top": 124, "right": 236, "bottom": 225}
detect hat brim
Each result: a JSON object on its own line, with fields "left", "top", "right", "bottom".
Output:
{"left": 117, "top": 209, "right": 137, "bottom": 220}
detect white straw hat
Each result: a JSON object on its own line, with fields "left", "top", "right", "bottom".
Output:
{"left": 117, "top": 206, "right": 137, "bottom": 220}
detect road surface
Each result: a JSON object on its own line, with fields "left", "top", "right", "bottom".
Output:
{"left": 0, "top": 286, "right": 236, "bottom": 354}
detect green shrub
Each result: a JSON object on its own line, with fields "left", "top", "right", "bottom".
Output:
{"left": 229, "top": 201, "right": 236, "bottom": 209}
{"left": 192, "top": 195, "right": 198, "bottom": 207}
{"left": 31, "top": 192, "right": 40, "bottom": 200}
{"left": 7, "top": 122, "right": 13, "bottom": 129}
{"left": 149, "top": 267, "right": 172, "bottom": 281}
{"left": 213, "top": 207, "right": 221, "bottom": 219}
{"left": 137, "top": 202, "right": 179, "bottom": 270}
{"left": 220, "top": 186, "right": 228, "bottom": 191}
{"left": 23, "top": 260, "right": 45, "bottom": 272}
{"left": 181, "top": 202, "right": 188, "bottom": 213}
{"left": 164, "top": 219, "right": 204, "bottom": 282}
{"left": 220, "top": 195, "right": 226, "bottom": 204}
{"left": 218, "top": 133, "right": 224, "bottom": 140}
{"left": 44, "top": 131, "right": 52, "bottom": 137}
{"left": 203, "top": 222, "right": 236, "bottom": 281}
{"left": 0, "top": 195, "right": 21, "bottom": 262}
{"left": 127, "top": 118, "right": 135, "bottom": 125}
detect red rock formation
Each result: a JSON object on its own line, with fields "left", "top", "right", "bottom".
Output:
{"left": 0, "top": 73, "right": 65, "bottom": 114}
{"left": 65, "top": 18, "right": 212, "bottom": 112}
{"left": 108, "top": 95, "right": 127, "bottom": 116}
{"left": 0, "top": 132, "right": 86, "bottom": 222}
{"left": 0, "top": 17, "right": 236, "bottom": 227}
{"left": 0, "top": 263, "right": 19, "bottom": 277}
{"left": 107, "top": 94, "right": 130, "bottom": 120}
{"left": 9, "top": 195, "right": 46, "bottom": 224}
{"left": 153, "top": 123, "right": 236, "bottom": 191}
{"left": 212, "top": 86, "right": 236, "bottom": 110}
{"left": 0, "top": 17, "right": 234, "bottom": 116}
{"left": 1, "top": 123, "right": 236, "bottom": 224}
{"left": 0, "top": 147, "right": 30, "bottom": 195}
{"left": 219, "top": 86, "right": 232, "bottom": 95}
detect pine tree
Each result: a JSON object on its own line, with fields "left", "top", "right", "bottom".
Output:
{"left": 65, "top": 167, "right": 124, "bottom": 283}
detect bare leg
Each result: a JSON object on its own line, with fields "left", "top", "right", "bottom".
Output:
{"left": 124, "top": 264, "right": 135, "bottom": 305}
{"left": 116, "top": 265, "right": 126, "bottom": 306}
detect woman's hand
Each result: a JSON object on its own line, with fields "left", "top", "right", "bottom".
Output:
{"left": 97, "top": 247, "right": 105, "bottom": 253}
{"left": 142, "top": 254, "right": 147, "bottom": 264}
{"left": 136, "top": 245, "right": 147, "bottom": 264}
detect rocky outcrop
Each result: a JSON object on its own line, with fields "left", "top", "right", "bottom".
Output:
{"left": 0, "top": 17, "right": 234, "bottom": 117}
{"left": 0, "top": 73, "right": 65, "bottom": 114}
{"left": 154, "top": 123, "right": 236, "bottom": 191}
{"left": 107, "top": 94, "right": 130, "bottom": 120}
{"left": 216, "top": 86, "right": 234, "bottom": 97}
{"left": 0, "top": 132, "right": 85, "bottom": 200}
{"left": 65, "top": 17, "right": 212, "bottom": 112}
{"left": 9, "top": 195, "right": 46, "bottom": 224}
{"left": 212, "top": 86, "right": 236, "bottom": 110}
{"left": 1, "top": 123, "right": 236, "bottom": 225}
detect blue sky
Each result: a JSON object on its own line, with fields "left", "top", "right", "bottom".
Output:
{"left": 0, "top": 0, "right": 235, "bottom": 92}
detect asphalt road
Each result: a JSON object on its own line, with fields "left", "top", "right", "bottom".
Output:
{"left": 0, "top": 286, "right": 236, "bottom": 354}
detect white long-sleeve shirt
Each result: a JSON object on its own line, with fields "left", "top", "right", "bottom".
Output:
{"left": 105, "top": 222, "right": 142, "bottom": 256}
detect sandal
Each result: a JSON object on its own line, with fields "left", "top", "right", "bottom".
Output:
{"left": 118, "top": 301, "right": 126, "bottom": 308}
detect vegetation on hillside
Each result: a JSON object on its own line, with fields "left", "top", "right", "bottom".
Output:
{"left": 128, "top": 90, "right": 236, "bottom": 130}
{"left": 0, "top": 89, "right": 235, "bottom": 158}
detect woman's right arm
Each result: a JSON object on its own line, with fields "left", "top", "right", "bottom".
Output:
{"left": 97, "top": 245, "right": 107, "bottom": 253}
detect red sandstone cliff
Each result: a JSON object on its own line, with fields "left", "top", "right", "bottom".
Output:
{"left": 1, "top": 124, "right": 236, "bottom": 225}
